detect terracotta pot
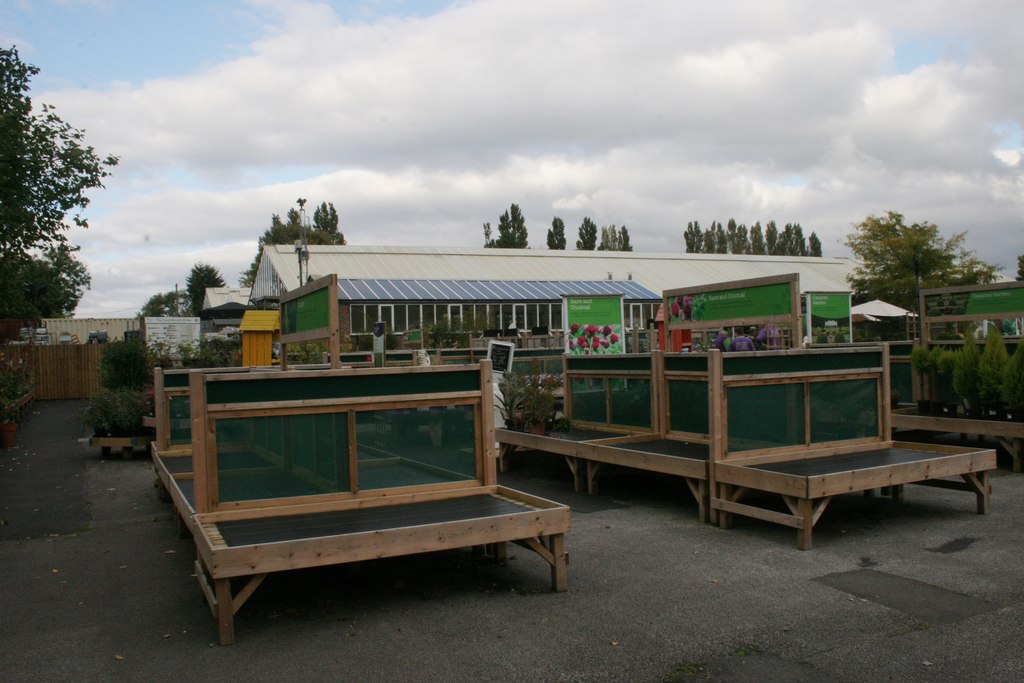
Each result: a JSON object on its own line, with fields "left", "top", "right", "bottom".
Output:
{"left": 0, "top": 422, "right": 16, "bottom": 449}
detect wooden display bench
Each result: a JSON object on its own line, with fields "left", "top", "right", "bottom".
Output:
{"left": 891, "top": 408, "right": 1024, "bottom": 473}
{"left": 89, "top": 434, "right": 151, "bottom": 460}
{"left": 180, "top": 360, "right": 569, "bottom": 645}
{"left": 498, "top": 352, "right": 715, "bottom": 521}
{"left": 705, "top": 346, "right": 996, "bottom": 549}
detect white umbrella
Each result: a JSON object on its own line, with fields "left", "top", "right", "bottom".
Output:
{"left": 850, "top": 299, "right": 913, "bottom": 318}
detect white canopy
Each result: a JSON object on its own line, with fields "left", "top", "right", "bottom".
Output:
{"left": 851, "top": 299, "right": 913, "bottom": 318}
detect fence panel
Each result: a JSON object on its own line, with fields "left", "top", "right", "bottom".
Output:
{"left": 3, "top": 345, "right": 104, "bottom": 399}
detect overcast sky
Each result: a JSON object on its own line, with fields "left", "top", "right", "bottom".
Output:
{"left": 4, "top": 0, "right": 1022, "bottom": 317}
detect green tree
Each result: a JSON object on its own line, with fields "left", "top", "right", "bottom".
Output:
{"left": 808, "top": 232, "right": 823, "bottom": 257}
{"left": 576, "top": 217, "right": 598, "bottom": 250}
{"left": 749, "top": 222, "right": 766, "bottom": 255}
{"left": 765, "top": 221, "right": 780, "bottom": 255}
{"left": 683, "top": 221, "right": 703, "bottom": 253}
{"left": 139, "top": 291, "right": 182, "bottom": 317}
{"left": 1017, "top": 254, "right": 1023, "bottom": 280}
{"left": 483, "top": 203, "right": 528, "bottom": 248}
{"left": 185, "top": 262, "right": 226, "bottom": 316}
{"left": 845, "top": 211, "right": 998, "bottom": 311}
{"left": 0, "top": 243, "right": 91, "bottom": 317}
{"left": 240, "top": 202, "right": 344, "bottom": 286}
{"left": 0, "top": 47, "right": 118, "bottom": 265}
{"left": 547, "top": 217, "right": 567, "bottom": 250}
{"left": 597, "top": 225, "right": 633, "bottom": 251}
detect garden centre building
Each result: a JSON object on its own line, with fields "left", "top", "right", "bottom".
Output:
{"left": 249, "top": 244, "right": 858, "bottom": 338}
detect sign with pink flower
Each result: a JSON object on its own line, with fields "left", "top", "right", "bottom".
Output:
{"left": 562, "top": 294, "right": 625, "bottom": 355}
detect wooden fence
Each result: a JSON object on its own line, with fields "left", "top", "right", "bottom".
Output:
{"left": 2, "top": 345, "right": 103, "bottom": 399}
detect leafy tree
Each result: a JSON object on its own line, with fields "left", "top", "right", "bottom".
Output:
{"left": 576, "top": 217, "right": 598, "bottom": 250}
{"left": 597, "top": 225, "right": 633, "bottom": 251}
{"left": 240, "top": 202, "right": 344, "bottom": 286}
{"left": 703, "top": 221, "right": 727, "bottom": 254}
{"left": 0, "top": 244, "right": 91, "bottom": 318}
{"left": 764, "top": 221, "right": 779, "bottom": 255}
{"left": 683, "top": 221, "right": 703, "bottom": 253}
{"left": 483, "top": 203, "right": 528, "bottom": 248}
{"left": 749, "top": 222, "right": 766, "bottom": 255}
{"left": 808, "top": 232, "right": 823, "bottom": 257}
{"left": 726, "top": 219, "right": 750, "bottom": 254}
{"left": 139, "top": 291, "right": 183, "bottom": 318}
{"left": 185, "top": 262, "right": 226, "bottom": 316}
{"left": 547, "top": 217, "right": 567, "bottom": 250}
{"left": 0, "top": 47, "right": 118, "bottom": 265}
{"left": 845, "top": 211, "right": 998, "bottom": 311}
{"left": 1017, "top": 255, "right": 1023, "bottom": 281}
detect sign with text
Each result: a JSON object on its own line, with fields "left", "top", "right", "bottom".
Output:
{"left": 805, "top": 292, "right": 852, "bottom": 344}
{"left": 562, "top": 294, "right": 625, "bottom": 355}
{"left": 144, "top": 317, "right": 200, "bottom": 350}
{"left": 487, "top": 340, "right": 515, "bottom": 375}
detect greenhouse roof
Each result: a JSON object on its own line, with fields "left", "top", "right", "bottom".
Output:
{"left": 335, "top": 278, "right": 659, "bottom": 302}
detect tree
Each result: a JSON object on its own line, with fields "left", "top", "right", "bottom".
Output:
{"left": 483, "top": 203, "right": 528, "bottom": 248}
{"left": 597, "top": 225, "right": 633, "bottom": 251}
{"left": 0, "top": 243, "right": 91, "bottom": 317}
{"left": 808, "top": 232, "right": 823, "bottom": 257}
{"left": 765, "top": 221, "right": 779, "bottom": 255}
{"left": 749, "top": 222, "right": 766, "bottom": 255}
{"left": 139, "top": 290, "right": 183, "bottom": 318}
{"left": 547, "top": 217, "right": 567, "bottom": 250}
{"left": 185, "top": 262, "right": 226, "bottom": 316}
{"left": 576, "top": 217, "right": 598, "bottom": 250}
{"left": 0, "top": 47, "right": 118, "bottom": 265}
{"left": 683, "top": 221, "right": 703, "bottom": 253}
{"left": 240, "top": 201, "right": 345, "bottom": 286}
{"left": 1017, "top": 255, "right": 1023, "bottom": 281}
{"left": 845, "top": 211, "right": 999, "bottom": 311}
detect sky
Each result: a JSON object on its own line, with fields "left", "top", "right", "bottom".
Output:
{"left": 3, "top": 0, "right": 1023, "bottom": 318}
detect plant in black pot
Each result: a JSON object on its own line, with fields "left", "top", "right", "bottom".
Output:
{"left": 978, "top": 327, "right": 1009, "bottom": 419}
{"left": 83, "top": 340, "right": 154, "bottom": 456}
{"left": 910, "top": 345, "right": 937, "bottom": 414}
{"left": 1001, "top": 343, "right": 1024, "bottom": 422}
{"left": 952, "top": 334, "right": 982, "bottom": 418}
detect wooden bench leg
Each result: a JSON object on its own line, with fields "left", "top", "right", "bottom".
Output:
{"left": 586, "top": 461, "right": 600, "bottom": 495}
{"left": 121, "top": 445, "right": 134, "bottom": 460}
{"left": 215, "top": 578, "right": 235, "bottom": 646}
{"left": 718, "top": 484, "right": 734, "bottom": 529}
{"left": 796, "top": 497, "right": 814, "bottom": 550}
{"left": 548, "top": 533, "right": 567, "bottom": 592}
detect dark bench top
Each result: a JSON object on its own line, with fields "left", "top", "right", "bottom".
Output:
{"left": 602, "top": 438, "right": 709, "bottom": 461}
{"left": 213, "top": 494, "right": 541, "bottom": 547}
{"left": 750, "top": 447, "right": 981, "bottom": 477}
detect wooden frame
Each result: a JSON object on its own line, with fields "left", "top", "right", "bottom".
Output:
{"left": 176, "top": 359, "right": 568, "bottom": 645}
{"left": 278, "top": 274, "right": 341, "bottom": 369}
{"left": 707, "top": 346, "right": 996, "bottom": 549}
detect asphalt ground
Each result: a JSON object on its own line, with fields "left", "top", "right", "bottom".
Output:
{"left": 1, "top": 400, "right": 1023, "bottom": 682}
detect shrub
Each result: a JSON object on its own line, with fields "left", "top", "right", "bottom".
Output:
{"left": 952, "top": 334, "right": 981, "bottom": 410}
{"left": 99, "top": 341, "right": 151, "bottom": 390}
{"left": 82, "top": 388, "right": 149, "bottom": 436}
{"left": 978, "top": 327, "right": 1009, "bottom": 406}
{"left": 1002, "top": 343, "right": 1024, "bottom": 410}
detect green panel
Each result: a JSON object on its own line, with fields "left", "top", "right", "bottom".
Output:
{"left": 810, "top": 379, "right": 879, "bottom": 443}
{"left": 163, "top": 373, "right": 190, "bottom": 388}
{"left": 168, "top": 395, "right": 191, "bottom": 445}
{"left": 889, "top": 362, "right": 913, "bottom": 406}
{"left": 668, "top": 281, "right": 792, "bottom": 323}
{"left": 609, "top": 378, "right": 652, "bottom": 428}
{"left": 723, "top": 351, "right": 882, "bottom": 376}
{"left": 668, "top": 379, "right": 709, "bottom": 434}
{"left": 206, "top": 369, "right": 479, "bottom": 404}
{"left": 664, "top": 355, "right": 709, "bottom": 373}
{"left": 571, "top": 377, "right": 607, "bottom": 423}
{"left": 727, "top": 383, "right": 805, "bottom": 452}
{"left": 355, "top": 406, "right": 476, "bottom": 490}
{"left": 567, "top": 354, "right": 651, "bottom": 372}
{"left": 215, "top": 411, "right": 351, "bottom": 503}
{"left": 281, "top": 286, "right": 330, "bottom": 335}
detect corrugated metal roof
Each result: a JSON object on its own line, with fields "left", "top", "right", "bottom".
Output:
{"left": 336, "top": 279, "right": 659, "bottom": 302}
{"left": 254, "top": 245, "right": 860, "bottom": 301}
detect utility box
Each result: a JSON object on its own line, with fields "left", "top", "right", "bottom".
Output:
{"left": 239, "top": 311, "right": 280, "bottom": 367}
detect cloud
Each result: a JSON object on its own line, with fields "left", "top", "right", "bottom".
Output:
{"left": 21, "top": 0, "right": 1023, "bottom": 315}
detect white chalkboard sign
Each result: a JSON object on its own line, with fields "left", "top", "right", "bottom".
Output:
{"left": 487, "top": 340, "right": 515, "bottom": 375}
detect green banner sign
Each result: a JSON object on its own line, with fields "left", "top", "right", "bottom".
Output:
{"left": 281, "top": 287, "right": 330, "bottom": 335}
{"left": 668, "top": 282, "right": 791, "bottom": 324}
{"left": 564, "top": 295, "right": 625, "bottom": 355}
{"left": 925, "top": 286, "right": 1024, "bottom": 319}
{"left": 807, "top": 293, "right": 851, "bottom": 344}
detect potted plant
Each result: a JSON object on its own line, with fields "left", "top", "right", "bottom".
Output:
{"left": 953, "top": 334, "right": 982, "bottom": 417}
{"left": 910, "top": 345, "right": 937, "bottom": 414}
{"left": 500, "top": 372, "right": 560, "bottom": 434}
{"left": 0, "top": 356, "right": 33, "bottom": 448}
{"left": 978, "top": 327, "right": 1009, "bottom": 419}
{"left": 1002, "top": 343, "right": 1024, "bottom": 422}
{"left": 83, "top": 340, "right": 154, "bottom": 458}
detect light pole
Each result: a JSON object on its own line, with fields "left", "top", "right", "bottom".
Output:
{"left": 296, "top": 198, "right": 309, "bottom": 286}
